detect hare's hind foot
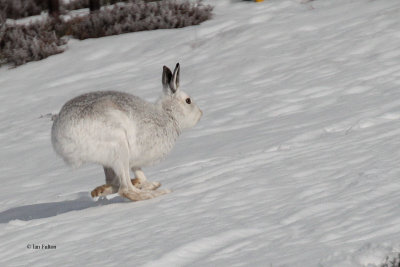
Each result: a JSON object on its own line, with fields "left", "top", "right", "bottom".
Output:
{"left": 119, "top": 188, "right": 171, "bottom": 202}
{"left": 131, "top": 178, "right": 161, "bottom": 190}
{"left": 91, "top": 179, "right": 162, "bottom": 198}
{"left": 130, "top": 169, "right": 161, "bottom": 190}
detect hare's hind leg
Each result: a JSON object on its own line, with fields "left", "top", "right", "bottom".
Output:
{"left": 119, "top": 170, "right": 170, "bottom": 202}
{"left": 131, "top": 168, "right": 161, "bottom": 191}
{"left": 113, "top": 140, "right": 169, "bottom": 201}
{"left": 90, "top": 132, "right": 169, "bottom": 201}
{"left": 90, "top": 167, "right": 161, "bottom": 198}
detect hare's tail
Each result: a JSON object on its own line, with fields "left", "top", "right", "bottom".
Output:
{"left": 39, "top": 113, "right": 58, "bottom": 121}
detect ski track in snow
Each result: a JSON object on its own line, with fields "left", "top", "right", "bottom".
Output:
{"left": 1, "top": 0, "right": 400, "bottom": 266}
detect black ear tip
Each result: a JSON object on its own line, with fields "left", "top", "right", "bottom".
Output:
{"left": 176, "top": 63, "right": 180, "bottom": 68}
{"left": 163, "top": 65, "right": 167, "bottom": 70}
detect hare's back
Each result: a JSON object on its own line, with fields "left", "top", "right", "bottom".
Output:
{"left": 58, "top": 91, "right": 141, "bottom": 119}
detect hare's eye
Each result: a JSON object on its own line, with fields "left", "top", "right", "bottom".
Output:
{"left": 185, "top": 98, "right": 191, "bottom": 104}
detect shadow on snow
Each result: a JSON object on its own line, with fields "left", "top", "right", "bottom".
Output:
{"left": 0, "top": 193, "right": 126, "bottom": 224}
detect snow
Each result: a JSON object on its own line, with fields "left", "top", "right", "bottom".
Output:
{"left": 1, "top": 0, "right": 400, "bottom": 266}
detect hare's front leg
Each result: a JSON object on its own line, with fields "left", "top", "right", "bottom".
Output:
{"left": 90, "top": 167, "right": 119, "bottom": 198}
{"left": 131, "top": 168, "right": 161, "bottom": 191}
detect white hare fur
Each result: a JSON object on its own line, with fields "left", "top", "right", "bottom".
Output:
{"left": 51, "top": 63, "right": 202, "bottom": 201}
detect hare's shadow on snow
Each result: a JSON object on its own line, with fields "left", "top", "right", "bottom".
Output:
{"left": 0, "top": 193, "right": 126, "bottom": 224}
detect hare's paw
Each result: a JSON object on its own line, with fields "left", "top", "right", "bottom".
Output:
{"left": 91, "top": 184, "right": 114, "bottom": 198}
{"left": 119, "top": 188, "right": 170, "bottom": 201}
{"left": 131, "top": 178, "right": 161, "bottom": 191}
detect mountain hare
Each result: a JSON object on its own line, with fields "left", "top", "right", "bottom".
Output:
{"left": 51, "top": 63, "right": 202, "bottom": 201}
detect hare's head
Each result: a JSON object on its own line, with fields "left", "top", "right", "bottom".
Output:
{"left": 160, "top": 63, "right": 202, "bottom": 129}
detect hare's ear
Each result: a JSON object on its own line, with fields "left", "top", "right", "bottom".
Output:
{"left": 162, "top": 66, "right": 174, "bottom": 94}
{"left": 171, "top": 63, "right": 180, "bottom": 92}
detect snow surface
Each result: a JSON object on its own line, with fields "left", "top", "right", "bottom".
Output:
{"left": 1, "top": 0, "right": 400, "bottom": 266}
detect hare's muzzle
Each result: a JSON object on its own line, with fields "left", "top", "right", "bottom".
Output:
{"left": 197, "top": 109, "right": 203, "bottom": 123}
